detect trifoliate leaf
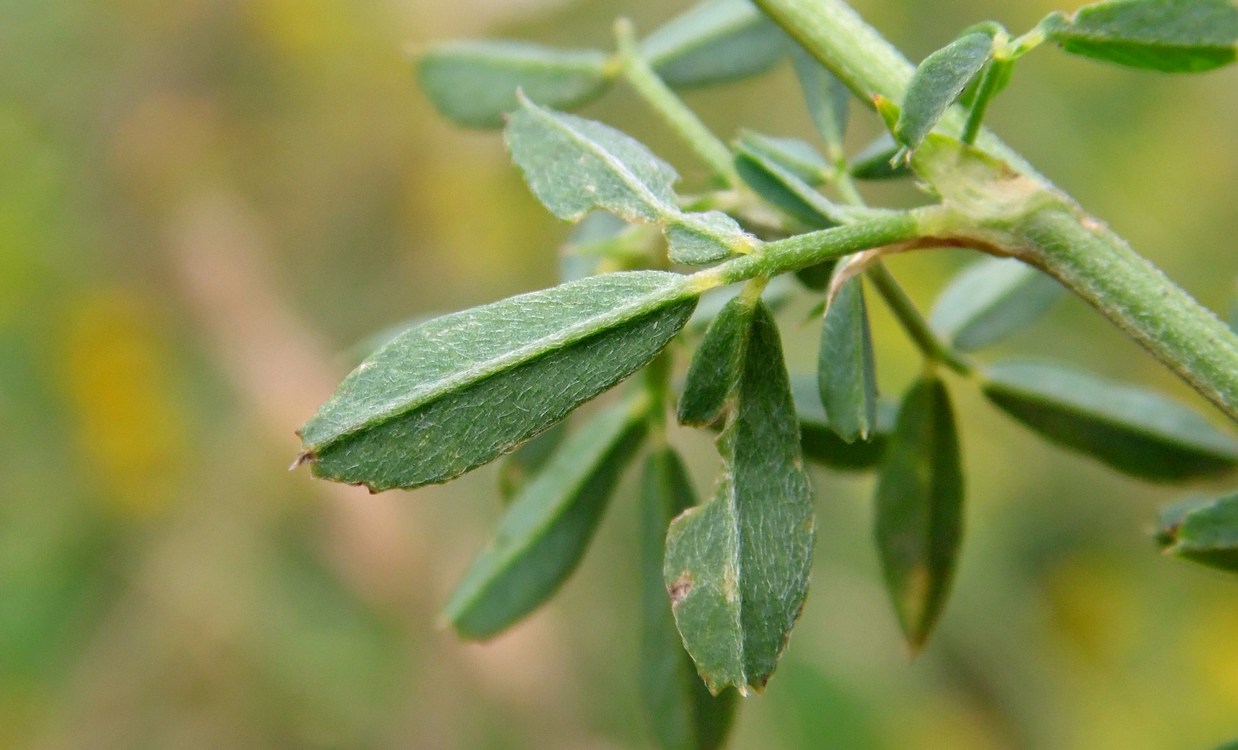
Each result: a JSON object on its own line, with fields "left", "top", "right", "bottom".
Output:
{"left": 298, "top": 271, "right": 697, "bottom": 490}
{"left": 665, "top": 301, "right": 814, "bottom": 694}
{"left": 983, "top": 360, "right": 1238, "bottom": 482}
{"left": 417, "top": 41, "right": 612, "bottom": 128}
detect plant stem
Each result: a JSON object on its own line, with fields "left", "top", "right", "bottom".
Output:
{"left": 960, "top": 59, "right": 1010, "bottom": 146}
{"left": 691, "top": 209, "right": 925, "bottom": 290}
{"left": 865, "top": 263, "right": 973, "bottom": 376}
{"left": 1017, "top": 207, "right": 1238, "bottom": 421}
{"left": 755, "top": 0, "right": 1238, "bottom": 422}
{"left": 614, "top": 19, "right": 737, "bottom": 185}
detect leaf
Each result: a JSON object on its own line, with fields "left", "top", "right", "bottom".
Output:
{"left": 734, "top": 133, "right": 846, "bottom": 228}
{"left": 678, "top": 293, "right": 757, "bottom": 427}
{"left": 498, "top": 420, "right": 568, "bottom": 502}
{"left": 417, "top": 41, "right": 612, "bottom": 128}
{"left": 894, "top": 27, "right": 996, "bottom": 150}
{"left": 929, "top": 256, "right": 1064, "bottom": 351}
{"left": 1044, "top": 0, "right": 1238, "bottom": 73}
{"left": 818, "top": 276, "right": 878, "bottom": 443}
{"left": 507, "top": 95, "right": 679, "bottom": 223}
{"left": 666, "top": 211, "right": 751, "bottom": 266}
{"left": 792, "top": 374, "right": 894, "bottom": 471}
{"left": 790, "top": 46, "right": 850, "bottom": 154}
{"left": 640, "top": 448, "right": 738, "bottom": 750}
{"left": 849, "top": 132, "right": 911, "bottom": 180}
{"left": 665, "top": 301, "right": 815, "bottom": 694}
{"left": 642, "top": 0, "right": 786, "bottom": 88}
{"left": 736, "top": 131, "right": 830, "bottom": 184}
{"left": 298, "top": 271, "right": 697, "bottom": 490}
{"left": 874, "top": 377, "right": 964, "bottom": 652}
{"left": 982, "top": 360, "right": 1238, "bottom": 482}
{"left": 1156, "top": 491, "right": 1238, "bottom": 573}
{"left": 443, "top": 399, "right": 647, "bottom": 638}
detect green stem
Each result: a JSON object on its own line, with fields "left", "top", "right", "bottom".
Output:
{"left": 865, "top": 263, "right": 973, "bottom": 376}
{"left": 960, "top": 59, "right": 1010, "bottom": 146}
{"left": 691, "top": 209, "right": 925, "bottom": 290}
{"left": 1016, "top": 208, "right": 1238, "bottom": 421}
{"left": 755, "top": 0, "right": 1238, "bottom": 421}
{"left": 614, "top": 19, "right": 737, "bottom": 185}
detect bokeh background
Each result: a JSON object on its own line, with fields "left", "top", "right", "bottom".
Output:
{"left": 2, "top": 0, "right": 1237, "bottom": 748}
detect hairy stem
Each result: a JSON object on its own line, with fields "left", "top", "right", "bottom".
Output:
{"left": 1017, "top": 208, "right": 1238, "bottom": 420}
{"left": 756, "top": 0, "right": 1238, "bottom": 422}
{"left": 866, "top": 263, "right": 973, "bottom": 376}
{"left": 614, "top": 19, "right": 737, "bottom": 184}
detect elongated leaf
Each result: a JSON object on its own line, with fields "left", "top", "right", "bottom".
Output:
{"left": 665, "top": 301, "right": 815, "bottom": 694}
{"left": 679, "top": 293, "right": 757, "bottom": 426}
{"left": 417, "top": 41, "right": 612, "bottom": 128}
{"left": 642, "top": 0, "right": 786, "bottom": 88}
{"left": 790, "top": 46, "right": 850, "bottom": 154}
{"left": 983, "top": 360, "right": 1238, "bottom": 482}
{"left": 875, "top": 377, "right": 964, "bottom": 651}
{"left": 929, "top": 257, "right": 1064, "bottom": 351}
{"left": 792, "top": 374, "right": 894, "bottom": 470}
{"left": 507, "top": 95, "right": 679, "bottom": 223}
{"left": 498, "top": 421, "right": 568, "bottom": 501}
{"left": 1044, "top": 0, "right": 1238, "bottom": 73}
{"left": 895, "top": 28, "right": 996, "bottom": 150}
{"left": 734, "top": 135, "right": 845, "bottom": 229}
{"left": 1156, "top": 492, "right": 1238, "bottom": 573}
{"left": 298, "top": 271, "right": 697, "bottom": 490}
{"left": 666, "top": 211, "right": 750, "bottom": 265}
{"left": 818, "top": 277, "right": 878, "bottom": 442}
{"left": 443, "top": 400, "right": 647, "bottom": 638}
{"left": 850, "top": 132, "right": 911, "bottom": 181}
{"left": 641, "top": 448, "right": 738, "bottom": 750}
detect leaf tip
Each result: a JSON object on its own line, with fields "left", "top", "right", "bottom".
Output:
{"left": 289, "top": 450, "right": 314, "bottom": 472}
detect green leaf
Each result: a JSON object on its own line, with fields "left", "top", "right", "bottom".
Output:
{"left": 982, "top": 360, "right": 1238, "bottom": 482}
{"left": 666, "top": 211, "right": 750, "bottom": 265}
{"left": 678, "top": 293, "right": 757, "bottom": 427}
{"left": 790, "top": 46, "right": 850, "bottom": 154}
{"left": 507, "top": 95, "right": 679, "bottom": 223}
{"left": 417, "top": 41, "right": 612, "bottom": 128}
{"left": 640, "top": 448, "right": 739, "bottom": 750}
{"left": 736, "top": 131, "right": 830, "bottom": 184}
{"left": 894, "top": 28, "right": 996, "bottom": 150}
{"left": 792, "top": 374, "right": 894, "bottom": 471}
{"left": 734, "top": 133, "right": 846, "bottom": 228}
{"left": 929, "top": 257, "right": 1064, "bottom": 351}
{"left": 498, "top": 421, "right": 568, "bottom": 502}
{"left": 818, "top": 277, "right": 878, "bottom": 442}
{"left": 298, "top": 271, "right": 697, "bottom": 490}
{"left": 1156, "top": 491, "right": 1238, "bottom": 573}
{"left": 875, "top": 377, "right": 964, "bottom": 652}
{"left": 642, "top": 0, "right": 786, "bottom": 88}
{"left": 849, "top": 133, "right": 912, "bottom": 180}
{"left": 665, "top": 301, "right": 815, "bottom": 694}
{"left": 1044, "top": 0, "right": 1238, "bottom": 73}
{"left": 443, "top": 399, "right": 648, "bottom": 638}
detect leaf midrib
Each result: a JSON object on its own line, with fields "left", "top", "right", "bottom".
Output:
{"left": 308, "top": 279, "right": 691, "bottom": 452}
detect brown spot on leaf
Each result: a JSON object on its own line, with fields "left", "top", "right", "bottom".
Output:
{"left": 668, "top": 574, "right": 693, "bottom": 606}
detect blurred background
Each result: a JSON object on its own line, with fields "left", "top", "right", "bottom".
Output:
{"left": 2, "top": 0, "right": 1236, "bottom": 747}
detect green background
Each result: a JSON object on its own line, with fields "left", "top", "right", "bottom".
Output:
{"left": 2, "top": 0, "right": 1236, "bottom": 747}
